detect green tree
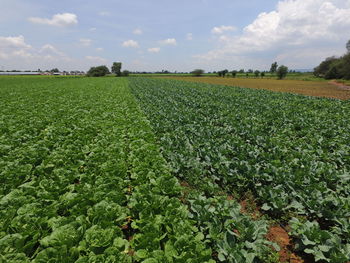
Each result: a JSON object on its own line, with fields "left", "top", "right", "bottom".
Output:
{"left": 254, "top": 70, "right": 260, "bottom": 78}
{"left": 340, "top": 53, "right": 350, "bottom": 79}
{"left": 314, "top": 57, "right": 339, "bottom": 78}
{"left": 314, "top": 40, "right": 350, "bottom": 80}
{"left": 191, "top": 69, "right": 205, "bottom": 77}
{"left": 50, "top": 68, "right": 59, "bottom": 73}
{"left": 218, "top": 70, "right": 228, "bottom": 77}
{"left": 270, "top": 62, "right": 278, "bottom": 73}
{"left": 111, "top": 62, "right": 122, "bottom": 77}
{"left": 324, "top": 65, "right": 340, "bottom": 79}
{"left": 276, "top": 65, "right": 288, "bottom": 79}
{"left": 86, "top": 65, "right": 110, "bottom": 77}
{"left": 231, "top": 70, "right": 237, "bottom": 78}
{"left": 122, "top": 70, "right": 130, "bottom": 76}
{"left": 260, "top": 72, "right": 265, "bottom": 78}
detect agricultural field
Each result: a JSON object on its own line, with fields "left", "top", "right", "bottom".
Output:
{"left": 160, "top": 77, "right": 350, "bottom": 100}
{"left": 1, "top": 76, "right": 349, "bottom": 263}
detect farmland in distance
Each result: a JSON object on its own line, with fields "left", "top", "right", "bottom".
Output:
{"left": 160, "top": 76, "right": 350, "bottom": 100}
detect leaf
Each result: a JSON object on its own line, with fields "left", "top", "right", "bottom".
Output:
{"left": 136, "top": 249, "right": 148, "bottom": 259}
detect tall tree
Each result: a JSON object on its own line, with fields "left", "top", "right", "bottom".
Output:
{"left": 111, "top": 62, "right": 122, "bottom": 77}
{"left": 346, "top": 39, "right": 350, "bottom": 53}
{"left": 270, "top": 62, "right": 278, "bottom": 73}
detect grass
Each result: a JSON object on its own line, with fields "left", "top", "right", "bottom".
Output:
{"left": 160, "top": 76, "right": 350, "bottom": 100}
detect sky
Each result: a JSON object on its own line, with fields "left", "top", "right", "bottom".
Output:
{"left": 1, "top": 0, "right": 350, "bottom": 72}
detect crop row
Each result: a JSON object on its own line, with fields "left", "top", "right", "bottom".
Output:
{"left": 1, "top": 77, "right": 287, "bottom": 262}
{"left": 130, "top": 77, "right": 350, "bottom": 262}
{"left": 0, "top": 77, "right": 214, "bottom": 262}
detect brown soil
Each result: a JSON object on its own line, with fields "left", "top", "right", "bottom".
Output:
{"left": 239, "top": 199, "right": 261, "bottom": 220}
{"left": 266, "top": 226, "right": 304, "bottom": 263}
{"left": 329, "top": 80, "right": 350, "bottom": 91}
{"left": 161, "top": 77, "right": 350, "bottom": 100}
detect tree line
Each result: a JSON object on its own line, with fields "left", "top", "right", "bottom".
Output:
{"left": 86, "top": 62, "right": 130, "bottom": 77}
{"left": 314, "top": 40, "right": 350, "bottom": 80}
{"left": 191, "top": 62, "right": 289, "bottom": 79}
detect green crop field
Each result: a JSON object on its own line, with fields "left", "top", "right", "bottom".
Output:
{"left": 1, "top": 76, "right": 349, "bottom": 263}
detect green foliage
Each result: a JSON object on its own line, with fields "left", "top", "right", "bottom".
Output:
{"left": 122, "top": 70, "right": 130, "bottom": 76}
{"left": 0, "top": 77, "right": 212, "bottom": 262}
{"left": 290, "top": 218, "right": 350, "bottom": 262}
{"left": 254, "top": 70, "right": 260, "bottom": 78}
{"left": 191, "top": 69, "right": 205, "bottom": 77}
{"left": 314, "top": 40, "right": 350, "bottom": 80}
{"left": 50, "top": 68, "right": 59, "bottom": 73}
{"left": 86, "top": 65, "right": 110, "bottom": 77}
{"left": 130, "top": 77, "right": 350, "bottom": 262}
{"left": 2, "top": 76, "right": 350, "bottom": 262}
{"left": 231, "top": 70, "right": 237, "bottom": 78}
{"left": 111, "top": 62, "right": 122, "bottom": 77}
{"left": 276, "top": 65, "right": 288, "bottom": 79}
{"left": 270, "top": 62, "right": 278, "bottom": 73}
{"left": 218, "top": 69, "right": 229, "bottom": 77}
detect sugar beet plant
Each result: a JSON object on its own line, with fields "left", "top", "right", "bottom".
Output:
{"left": 130, "top": 77, "right": 350, "bottom": 262}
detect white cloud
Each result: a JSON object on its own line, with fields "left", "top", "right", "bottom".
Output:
{"left": 122, "top": 40, "right": 139, "bottom": 48}
{"left": 28, "top": 13, "right": 78, "bottom": 27}
{"left": 0, "top": 35, "right": 72, "bottom": 69}
{"left": 85, "top": 56, "right": 108, "bottom": 63}
{"left": 196, "top": 0, "right": 350, "bottom": 69}
{"left": 39, "top": 44, "right": 66, "bottom": 57}
{"left": 96, "top": 47, "right": 103, "bottom": 51}
{"left": 90, "top": 27, "right": 97, "bottom": 31}
{"left": 0, "top": 35, "right": 31, "bottom": 50}
{"left": 186, "top": 33, "right": 193, "bottom": 40}
{"left": 211, "top": 25, "right": 236, "bottom": 34}
{"left": 133, "top": 28, "right": 142, "bottom": 35}
{"left": 148, "top": 47, "right": 160, "bottom": 53}
{"left": 0, "top": 35, "right": 32, "bottom": 59}
{"left": 159, "top": 38, "right": 177, "bottom": 45}
{"left": 79, "top": 38, "right": 92, "bottom": 47}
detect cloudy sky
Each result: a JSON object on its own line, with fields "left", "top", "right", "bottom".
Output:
{"left": 1, "top": 0, "right": 350, "bottom": 72}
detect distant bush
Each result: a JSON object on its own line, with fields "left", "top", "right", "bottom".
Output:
{"left": 191, "top": 69, "right": 205, "bottom": 77}
{"left": 277, "top": 65, "right": 288, "bottom": 79}
{"left": 218, "top": 69, "right": 228, "bottom": 77}
{"left": 122, "top": 70, "right": 130, "bottom": 77}
{"left": 86, "top": 66, "right": 110, "bottom": 77}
